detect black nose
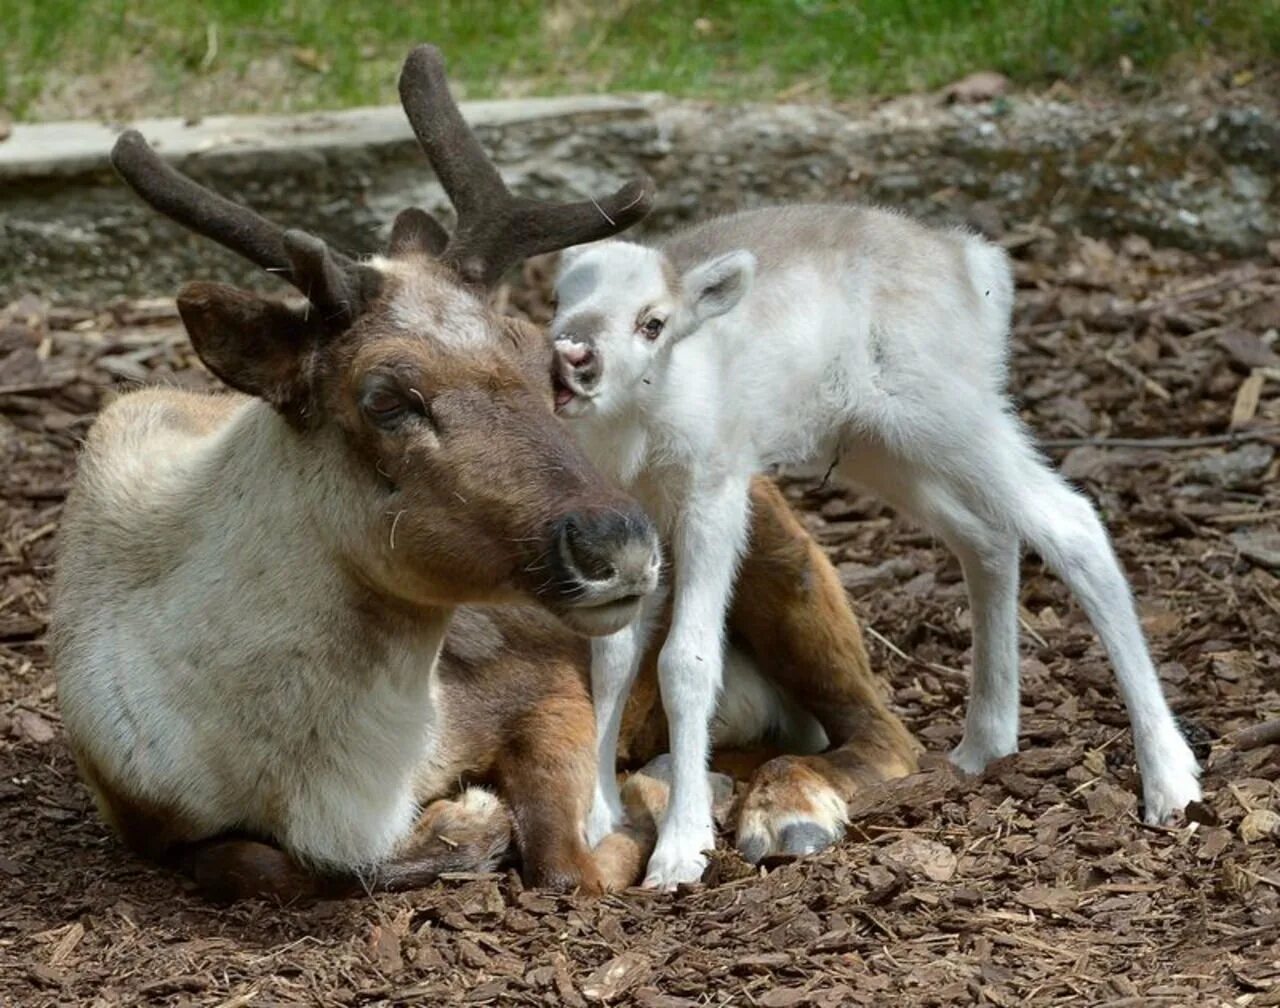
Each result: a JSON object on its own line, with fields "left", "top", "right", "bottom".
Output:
{"left": 549, "top": 506, "right": 658, "bottom": 592}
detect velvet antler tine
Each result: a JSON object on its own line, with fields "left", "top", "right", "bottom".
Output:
{"left": 111, "top": 130, "right": 293, "bottom": 275}
{"left": 398, "top": 45, "right": 508, "bottom": 220}
{"left": 396, "top": 44, "right": 657, "bottom": 288}
{"left": 510, "top": 178, "right": 658, "bottom": 259}
{"left": 282, "top": 231, "right": 364, "bottom": 325}
{"left": 112, "top": 130, "right": 374, "bottom": 320}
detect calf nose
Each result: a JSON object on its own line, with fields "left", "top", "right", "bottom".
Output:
{"left": 560, "top": 343, "right": 594, "bottom": 368}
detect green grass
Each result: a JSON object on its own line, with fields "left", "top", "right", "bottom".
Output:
{"left": 1, "top": 0, "right": 1277, "bottom": 121}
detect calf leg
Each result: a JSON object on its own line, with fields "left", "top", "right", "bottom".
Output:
{"left": 851, "top": 415, "right": 1199, "bottom": 825}
{"left": 729, "top": 479, "right": 919, "bottom": 863}
{"left": 586, "top": 592, "right": 664, "bottom": 847}
{"left": 1006, "top": 448, "right": 1200, "bottom": 822}
{"left": 647, "top": 475, "right": 752, "bottom": 889}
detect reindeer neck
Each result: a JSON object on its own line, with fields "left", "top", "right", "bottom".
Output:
{"left": 188, "top": 398, "right": 455, "bottom": 663}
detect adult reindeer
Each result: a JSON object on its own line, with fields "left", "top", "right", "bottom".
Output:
{"left": 52, "top": 45, "right": 666, "bottom": 896}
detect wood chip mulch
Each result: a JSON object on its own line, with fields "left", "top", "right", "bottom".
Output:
{"left": 1, "top": 232, "right": 1278, "bottom": 1006}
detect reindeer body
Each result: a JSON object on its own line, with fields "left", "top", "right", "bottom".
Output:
{"left": 553, "top": 204, "right": 1200, "bottom": 888}
{"left": 55, "top": 386, "right": 887, "bottom": 892}
{"left": 566, "top": 207, "right": 1011, "bottom": 495}
{"left": 52, "top": 45, "right": 673, "bottom": 897}
{"left": 55, "top": 389, "right": 455, "bottom": 869}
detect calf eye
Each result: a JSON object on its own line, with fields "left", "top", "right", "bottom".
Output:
{"left": 641, "top": 317, "right": 665, "bottom": 340}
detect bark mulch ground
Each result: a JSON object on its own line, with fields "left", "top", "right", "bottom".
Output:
{"left": 1, "top": 232, "right": 1278, "bottom": 1006}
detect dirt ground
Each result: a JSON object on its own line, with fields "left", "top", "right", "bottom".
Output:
{"left": 1, "top": 232, "right": 1278, "bottom": 1007}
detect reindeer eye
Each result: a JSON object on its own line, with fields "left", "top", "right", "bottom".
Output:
{"left": 641, "top": 316, "right": 665, "bottom": 340}
{"left": 362, "top": 387, "right": 409, "bottom": 427}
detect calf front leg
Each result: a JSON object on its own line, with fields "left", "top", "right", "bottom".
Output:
{"left": 646, "top": 476, "right": 752, "bottom": 889}
{"left": 587, "top": 591, "right": 663, "bottom": 847}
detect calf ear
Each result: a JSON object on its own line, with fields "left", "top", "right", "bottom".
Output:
{"left": 176, "top": 282, "right": 321, "bottom": 424}
{"left": 682, "top": 250, "right": 755, "bottom": 329}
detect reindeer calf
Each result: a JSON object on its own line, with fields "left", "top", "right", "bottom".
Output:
{"left": 550, "top": 205, "right": 1201, "bottom": 889}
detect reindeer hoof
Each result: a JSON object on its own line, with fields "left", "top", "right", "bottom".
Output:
{"left": 735, "top": 755, "right": 847, "bottom": 864}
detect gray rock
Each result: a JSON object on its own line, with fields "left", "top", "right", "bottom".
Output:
{"left": 1186, "top": 444, "right": 1275, "bottom": 489}
{"left": 3, "top": 91, "right": 1279, "bottom": 303}
{"left": 1230, "top": 529, "right": 1280, "bottom": 570}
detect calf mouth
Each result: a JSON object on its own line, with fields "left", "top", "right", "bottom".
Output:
{"left": 552, "top": 364, "right": 594, "bottom": 416}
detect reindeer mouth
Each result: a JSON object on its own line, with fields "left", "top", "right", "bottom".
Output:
{"left": 556, "top": 593, "right": 646, "bottom": 636}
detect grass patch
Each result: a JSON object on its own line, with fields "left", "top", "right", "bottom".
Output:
{"left": 1, "top": 0, "right": 1276, "bottom": 121}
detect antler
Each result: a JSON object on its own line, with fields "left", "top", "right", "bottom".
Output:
{"left": 397, "top": 44, "right": 656, "bottom": 288}
{"left": 110, "top": 130, "right": 379, "bottom": 325}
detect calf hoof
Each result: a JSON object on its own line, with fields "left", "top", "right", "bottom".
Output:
{"left": 1140, "top": 733, "right": 1203, "bottom": 825}
{"left": 643, "top": 829, "right": 714, "bottom": 890}
{"left": 949, "top": 734, "right": 1017, "bottom": 776}
{"left": 735, "top": 755, "right": 847, "bottom": 864}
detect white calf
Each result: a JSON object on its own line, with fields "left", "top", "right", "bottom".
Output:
{"left": 550, "top": 205, "right": 1201, "bottom": 889}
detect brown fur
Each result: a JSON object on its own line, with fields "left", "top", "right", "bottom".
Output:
{"left": 142, "top": 478, "right": 916, "bottom": 899}
{"left": 59, "top": 46, "right": 670, "bottom": 904}
{"left": 615, "top": 479, "right": 918, "bottom": 858}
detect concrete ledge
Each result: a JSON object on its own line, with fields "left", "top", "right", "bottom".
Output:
{"left": 0, "top": 95, "right": 652, "bottom": 180}
{"left": 2, "top": 92, "right": 1276, "bottom": 303}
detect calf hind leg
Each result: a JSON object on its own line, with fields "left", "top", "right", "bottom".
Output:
{"left": 871, "top": 421, "right": 1200, "bottom": 825}
{"left": 840, "top": 448, "right": 1026, "bottom": 782}
{"left": 1008, "top": 456, "right": 1200, "bottom": 822}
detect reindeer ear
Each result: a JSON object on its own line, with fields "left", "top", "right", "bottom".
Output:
{"left": 177, "top": 282, "right": 321, "bottom": 423}
{"left": 682, "top": 250, "right": 755, "bottom": 328}
{"left": 389, "top": 207, "right": 450, "bottom": 257}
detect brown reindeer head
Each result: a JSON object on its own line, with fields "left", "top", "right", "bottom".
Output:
{"left": 110, "top": 45, "right": 660, "bottom": 635}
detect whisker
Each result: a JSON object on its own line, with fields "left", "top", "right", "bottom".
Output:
{"left": 388, "top": 509, "right": 406, "bottom": 551}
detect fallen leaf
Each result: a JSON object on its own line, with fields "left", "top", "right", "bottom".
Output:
{"left": 1015, "top": 885, "right": 1079, "bottom": 914}
{"left": 581, "top": 952, "right": 651, "bottom": 1002}
{"left": 877, "top": 837, "right": 956, "bottom": 882}
{"left": 1239, "top": 808, "right": 1280, "bottom": 843}
{"left": 10, "top": 709, "right": 56, "bottom": 744}
{"left": 292, "top": 47, "right": 329, "bottom": 73}
{"left": 1215, "top": 329, "right": 1280, "bottom": 370}
{"left": 1231, "top": 529, "right": 1280, "bottom": 570}
{"left": 1198, "top": 827, "right": 1233, "bottom": 860}
{"left": 365, "top": 923, "right": 402, "bottom": 974}
{"left": 49, "top": 922, "right": 84, "bottom": 966}
{"left": 944, "top": 70, "right": 1009, "bottom": 104}
{"left": 1230, "top": 371, "right": 1264, "bottom": 429}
